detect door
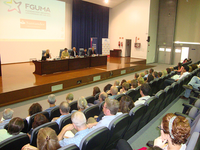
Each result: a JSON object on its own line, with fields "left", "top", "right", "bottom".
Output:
{"left": 158, "top": 46, "right": 171, "bottom": 64}
{"left": 125, "top": 39, "right": 131, "bottom": 57}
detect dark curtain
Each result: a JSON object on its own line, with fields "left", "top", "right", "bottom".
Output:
{"left": 72, "top": 0, "right": 109, "bottom": 54}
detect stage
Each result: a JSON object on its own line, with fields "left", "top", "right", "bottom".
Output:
{"left": 0, "top": 57, "right": 154, "bottom": 107}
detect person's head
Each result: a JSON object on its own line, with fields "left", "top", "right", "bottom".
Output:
{"left": 138, "top": 77, "right": 145, "bottom": 85}
{"left": 84, "top": 48, "right": 87, "bottom": 52}
{"left": 182, "top": 65, "right": 189, "bottom": 72}
{"left": 140, "top": 72, "right": 145, "bottom": 77}
{"left": 134, "top": 73, "right": 139, "bottom": 79}
{"left": 99, "top": 92, "right": 108, "bottom": 103}
{"left": 77, "top": 97, "right": 88, "bottom": 110}
{"left": 71, "top": 111, "right": 86, "bottom": 129}
{"left": 104, "top": 84, "right": 112, "bottom": 92}
{"left": 93, "top": 86, "right": 100, "bottom": 96}
{"left": 103, "top": 98, "right": 119, "bottom": 115}
{"left": 48, "top": 94, "right": 56, "bottom": 104}
{"left": 162, "top": 70, "right": 167, "bottom": 76}
{"left": 145, "top": 70, "right": 148, "bottom": 75}
{"left": 114, "top": 80, "right": 120, "bottom": 86}
{"left": 32, "top": 114, "right": 49, "bottom": 129}
{"left": 177, "top": 62, "right": 182, "bottom": 69}
{"left": 73, "top": 47, "right": 76, "bottom": 51}
{"left": 158, "top": 72, "right": 162, "bottom": 78}
{"left": 120, "top": 79, "right": 126, "bottom": 86}
{"left": 153, "top": 71, "right": 158, "bottom": 78}
{"left": 160, "top": 113, "right": 190, "bottom": 145}
{"left": 166, "top": 68, "right": 171, "bottom": 74}
{"left": 3, "top": 108, "right": 14, "bottom": 120}
{"left": 122, "top": 82, "right": 130, "bottom": 91}
{"left": 59, "top": 101, "right": 70, "bottom": 114}
{"left": 149, "top": 68, "right": 154, "bottom": 74}
{"left": 7, "top": 117, "right": 24, "bottom": 135}
{"left": 37, "top": 127, "right": 61, "bottom": 150}
{"left": 64, "top": 48, "right": 68, "bottom": 52}
{"left": 92, "top": 47, "right": 94, "bottom": 51}
{"left": 28, "top": 103, "right": 42, "bottom": 116}
{"left": 66, "top": 93, "right": 74, "bottom": 101}
{"left": 131, "top": 79, "right": 138, "bottom": 89}
{"left": 140, "top": 83, "right": 151, "bottom": 96}
{"left": 146, "top": 74, "right": 154, "bottom": 82}
{"left": 119, "top": 95, "right": 134, "bottom": 113}
{"left": 46, "top": 49, "right": 50, "bottom": 54}
{"left": 110, "top": 86, "right": 118, "bottom": 96}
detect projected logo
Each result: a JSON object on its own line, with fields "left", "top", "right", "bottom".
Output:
{"left": 4, "top": 0, "right": 22, "bottom": 14}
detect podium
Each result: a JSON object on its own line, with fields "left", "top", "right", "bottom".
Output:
{"left": 110, "top": 49, "right": 122, "bottom": 57}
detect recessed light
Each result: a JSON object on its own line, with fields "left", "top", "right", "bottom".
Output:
{"left": 105, "top": 0, "right": 109, "bottom": 4}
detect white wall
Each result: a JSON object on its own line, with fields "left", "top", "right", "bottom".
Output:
{"left": 108, "top": 0, "right": 151, "bottom": 59}
{"left": 0, "top": 0, "right": 72, "bottom": 64}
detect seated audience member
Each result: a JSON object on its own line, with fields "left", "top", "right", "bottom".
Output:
{"left": 81, "top": 48, "right": 88, "bottom": 56}
{"left": 138, "top": 76, "right": 145, "bottom": 86}
{"left": 134, "top": 83, "right": 151, "bottom": 106}
{"left": 58, "top": 111, "right": 92, "bottom": 147}
{"left": 140, "top": 72, "right": 145, "bottom": 78}
{"left": 191, "top": 64, "right": 198, "bottom": 70}
{"left": 158, "top": 72, "right": 162, "bottom": 78}
{"left": 166, "top": 68, "right": 171, "bottom": 74}
{"left": 180, "top": 76, "right": 200, "bottom": 100}
{"left": 118, "top": 82, "right": 130, "bottom": 94}
{"left": 108, "top": 86, "right": 118, "bottom": 99}
{"left": 0, "top": 117, "right": 24, "bottom": 142}
{"left": 164, "top": 65, "right": 190, "bottom": 88}
{"left": 61, "top": 48, "right": 69, "bottom": 59}
{"left": 104, "top": 84, "right": 112, "bottom": 93}
{"left": 174, "top": 62, "right": 183, "bottom": 75}
{"left": 28, "top": 113, "right": 49, "bottom": 138}
{"left": 43, "top": 49, "right": 51, "bottom": 59}
{"left": 0, "top": 108, "right": 14, "bottom": 129}
{"left": 52, "top": 101, "right": 70, "bottom": 125}
{"left": 162, "top": 70, "right": 168, "bottom": 77}
{"left": 114, "top": 80, "right": 120, "bottom": 87}
{"left": 70, "top": 47, "right": 78, "bottom": 57}
{"left": 144, "top": 70, "right": 149, "bottom": 78}
{"left": 134, "top": 73, "right": 139, "bottom": 80}
{"left": 26, "top": 103, "right": 42, "bottom": 123}
{"left": 153, "top": 71, "right": 158, "bottom": 78}
{"left": 87, "top": 98, "right": 120, "bottom": 129}
{"left": 146, "top": 74, "right": 154, "bottom": 83}
{"left": 153, "top": 113, "right": 190, "bottom": 150}
{"left": 76, "top": 97, "right": 88, "bottom": 112}
{"left": 131, "top": 79, "right": 138, "bottom": 89}
{"left": 92, "top": 86, "right": 101, "bottom": 97}
{"left": 44, "top": 94, "right": 57, "bottom": 114}
{"left": 89, "top": 47, "right": 97, "bottom": 56}
{"left": 127, "top": 80, "right": 132, "bottom": 84}
{"left": 119, "top": 95, "right": 134, "bottom": 113}
{"left": 66, "top": 93, "right": 74, "bottom": 103}
{"left": 94, "top": 92, "right": 108, "bottom": 105}
{"left": 120, "top": 79, "right": 127, "bottom": 86}
{"left": 188, "top": 66, "right": 193, "bottom": 72}
{"left": 149, "top": 68, "right": 154, "bottom": 74}
{"left": 22, "top": 127, "right": 61, "bottom": 150}
{"left": 182, "top": 58, "right": 188, "bottom": 64}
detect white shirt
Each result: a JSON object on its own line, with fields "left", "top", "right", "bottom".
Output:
{"left": 134, "top": 96, "right": 151, "bottom": 106}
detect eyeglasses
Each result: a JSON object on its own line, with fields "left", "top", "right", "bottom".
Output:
{"left": 157, "top": 125, "right": 165, "bottom": 132}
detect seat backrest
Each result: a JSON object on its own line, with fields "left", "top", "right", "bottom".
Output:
{"left": 155, "top": 90, "right": 166, "bottom": 114}
{"left": 114, "top": 94, "right": 125, "bottom": 101}
{"left": 59, "top": 114, "right": 72, "bottom": 131}
{"left": 49, "top": 106, "right": 61, "bottom": 120}
{"left": 186, "top": 132, "right": 200, "bottom": 150}
{"left": 59, "top": 49, "right": 64, "bottom": 57}
{"left": 114, "top": 139, "right": 132, "bottom": 150}
{"left": 58, "top": 144, "right": 80, "bottom": 150}
{"left": 94, "top": 93, "right": 100, "bottom": 100}
{"left": 69, "top": 101, "right": 78, "bottom": 113}
{"left": 132, "top": 86, "right": 141, "bottom": 102}
{"left": 79, "top": 127, "right": 109, "bottom": 150}
{"left": 83, "top": 105, "right": 100, "bottom": 119}
{"left": 85, "top": 96, "right": 95, "bottom": 104}
{"left": 126, "top": 89, "right": 137, "bottom": 100}
{"left": 30, "top": 122, "right": 59, "bottom": 147}
{"left": 68, "top": 49, "right": 72, "bottom": 55}
{"left": 28, "top": 111, "right": 50, "bottom": 132}
{"left": 164, "top": 85, "right": 173, "bottom": 106}
{"left": 0, "top": 133, "right": 30, "bottom": 150}
{"left": 105, "top": 113, "right": 130, "bottom": 150}
{"left": 99, "top": 101, "right": 105, "bottom": 111}
{"left": 79, "top": 48, "right": 84, "bottom": 55}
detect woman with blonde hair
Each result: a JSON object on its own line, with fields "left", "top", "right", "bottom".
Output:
{"left": 22, "top": 127, "right": 61, "bottom": 150}
{"left": 77, "top": 96, "right": 88, "bottom": 111}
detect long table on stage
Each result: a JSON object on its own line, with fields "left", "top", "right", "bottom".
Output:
{"left": 33, "top": 55, "right": 107, "bottom": 75}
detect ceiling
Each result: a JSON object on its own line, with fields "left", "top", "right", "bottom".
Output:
{"left": 82, "top": 0, "right": 126, "bottom": 8}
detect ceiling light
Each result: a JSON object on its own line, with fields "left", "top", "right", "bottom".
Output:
{"left": 105, "top": 0, "right": 109, "bottom": 4}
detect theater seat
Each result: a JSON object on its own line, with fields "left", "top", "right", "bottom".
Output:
{"left": 79, "top": 127, "right": 109, "bottom": 150}
{"left": 0, "top": 133, "right": 30, "bottom": 150}
{"left": 132, "top": 86, "right": 141, "bottom": 102}
{"left": 94, "top": 93, "right": 100, "bottom": 100}
{"left": 155, "top": 90, "right": 166, "bottom": 114}
{"left": 58, "top": 144, "right": 80, "bottom": 150}
{"left": 112, "top": 139, "right": 132, "bottom": 150}
{"left": 49, "top": 106, "right": 61, "bottom": 120}
{"left": 83, "top": 105, "right": 100, "bottom": 119}
{"left": 85, "top": 96, "right": 95, "bottom": 104}
{"left": 30, "top": 122, "right": 59, "bottom": 147}
{"left": 163, "top": 85, "right": 173, "bottom": 107}
{"left": 114, "top": 94, "right": 125, "bottom": 101}
{"left": 59, "top": 114, "right": 72, "bottom": 132}
{"left": 126, "top": 89, "right": 138, "bottom": 100}
{"left": 105, "top": 113, "right": 130, "bottom": 150}
{"left": 69, "top": 101, "right": 78, "bottom": 113}
{"left": 186, "top": 132, "right": 200, "bottom": 150}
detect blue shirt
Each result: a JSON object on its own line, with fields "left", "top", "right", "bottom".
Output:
{"left": 55, "top": 115, "right": 68, "bottom": 125}
{"left": 59, "top": 128, "right": 92, "bottom": 147}
{"left": 0, "top": 119, "right": 11, "bottom": 129}
{"left": 44, "top": 106, "right": 57, "bottom": 114}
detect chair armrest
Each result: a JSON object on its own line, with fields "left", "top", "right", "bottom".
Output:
{"left": 174, "top": 112, "right": 195, "bottom": 121}
{"left": 189, "top": 96, "right": 199, "bottom": 104}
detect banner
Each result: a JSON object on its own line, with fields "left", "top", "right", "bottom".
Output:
{"left": 90, "top": 37, "right": 98, "bottom": 52}
{"left": 102, "top": 38, "right": 110, "bottom": 55}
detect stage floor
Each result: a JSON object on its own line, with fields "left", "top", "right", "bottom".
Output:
{"left": 0, "top": 57, "right": 154, "bottom": 106}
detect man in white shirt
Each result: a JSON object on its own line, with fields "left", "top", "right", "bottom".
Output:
{"left": 134, "top": 83, "right": 151, "bottom": 106}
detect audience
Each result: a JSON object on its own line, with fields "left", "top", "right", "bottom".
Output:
{"left": 77, "top": 96, "right": 88, "bottom": 112}
{"left": 138, "top": 76, "right": 145, "bottom": 86}
{"left": 146, "top": 74, "right": 154, "bottom": 83}
{"left": 120, "top": 79, "right": 127, "bottom": 86}
{"left": 66, "top": 93, "right": 74, "bottom": 103}
{"left": 134, "top": 73, "right": 139, "bottom": 80}
{"left": 140, "top": 72, "right": 145, "bottom": 78}
{"left": 0, "top": 117, "right": 24, "bottom": 142}
{"left": 153, "top": 113, "right": 190, "bottom": 150}
{"left": 114, "top": 80, "right": 120, "bottom": 87}
{"left": 166, "top": 68, "right": 171, "bottom": 74}
{"left": 109, "top": 86, "right": 118, "bottom": 99}
{"left": 52, "top": 101, "right": 70, "bottom": 125}
{"left": 118, "top": 82, "right": 130, "bottom": 94}
{"left": 94, "top": 92, "right": 108, "bottom": 105}
{"left": 0, "top": 108, "right": 14, "bottom": 129}
{"left": 44, "top": 94, "right": 57, "bottom": 114}
{"left": 92, "top": 86, "right": 101, "bottom": 97}
{"left": 119, "top": 95, "right": 134, "bottom": 113}
{"left": 104, "top": 84, "right": 112, "bottom": 93}
{"left": 58, "top": 111, "right": 92, "bottom": 147}
{"left": 26, "top": 103, "right": 42, "bottom": 123}
{"left": 131, "top": 79, "right": 138, "bottom": 89}
{"left": 158, "top": 72, "right": 162, "bottom": 78}
{"left": 153, "top": 71, "right": 158, "bottom": 78}
{"left": 144, "top": 70, "right": 149, "bottom": 78}
{"left": 162, "top": 70, "right": 167, "bottom": 77}
{"left": 22, "top": 127, "right": 61, "bottom": 150}
{"left": 134, "top": 83, "right": 151, "bottom": 106}
{"left": 149, "top": 68, "right": 154, "bottom": 74}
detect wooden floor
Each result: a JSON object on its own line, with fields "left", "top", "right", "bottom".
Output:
{"left": 0, "top": 57, "right": 154, "bottom": 107}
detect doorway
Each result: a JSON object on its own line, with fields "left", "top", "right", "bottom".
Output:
{"left": 158, "top": 46, "right": 171, "bottom": 64}
{"left": 125, "top": 39, "right": 131, "bottom": 57}
{"left": 173, "top": 47, "right": 189, "bottom": 65}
